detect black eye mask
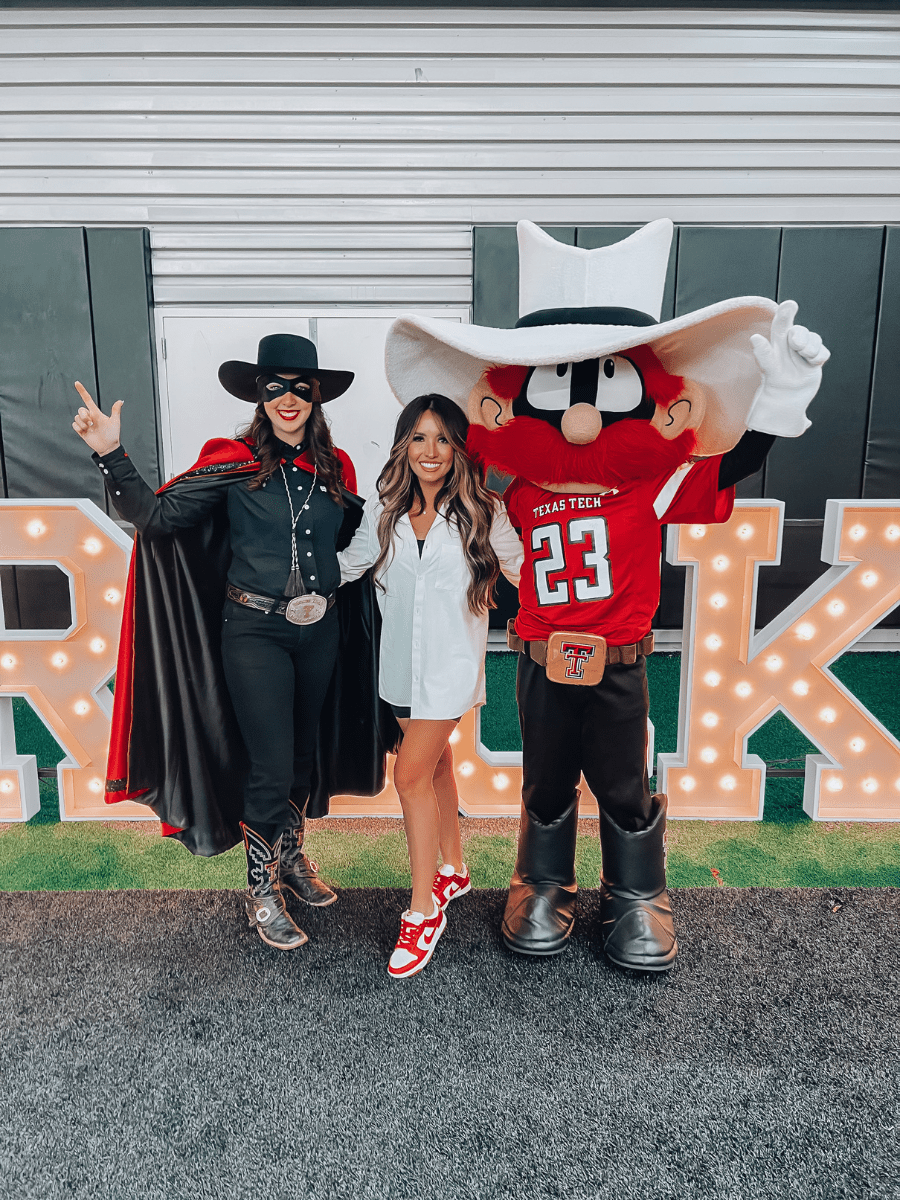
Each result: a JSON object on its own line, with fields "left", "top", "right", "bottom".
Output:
{"left": 257, "top": 376, "right": 313, "bottom": 401}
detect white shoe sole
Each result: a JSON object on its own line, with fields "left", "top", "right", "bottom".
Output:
{"left": 387, "top": 910, "right": 448, "bottom": 979}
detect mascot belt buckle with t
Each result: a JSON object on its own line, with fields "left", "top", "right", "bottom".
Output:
{"left": 285, "top": 594, "right": 327, "bottom": 625}
{"left": 545, "top": 631, "right": 607, "bottom": 685}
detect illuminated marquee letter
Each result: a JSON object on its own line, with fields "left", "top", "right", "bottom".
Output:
{"left": 0, "top": 500, "right": 153, "bottom": 822}
{"left": 659, "top": 500, "right": 900, "bottom": 821}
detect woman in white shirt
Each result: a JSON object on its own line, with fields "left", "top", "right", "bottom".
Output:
{"left": 339, "top": 394, "right": 522, "bottom": 978}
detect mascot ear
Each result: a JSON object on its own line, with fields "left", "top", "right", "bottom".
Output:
{"left": 467, "top": 366, "right": 524, "bottom": 430}
{"left": 650, "top": 378, "right": 707, "bottom": 441}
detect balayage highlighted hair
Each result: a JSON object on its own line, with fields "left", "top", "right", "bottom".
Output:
{"left": 373, "top": 394, "right": 500, "bottom": 615}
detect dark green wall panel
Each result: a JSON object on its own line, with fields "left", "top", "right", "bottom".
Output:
{"left": 674, "top": 226, "right": 781, "bottom": 498}
{"left": 86, "top": 228, "right": 161, "bottom": 489}
{"left": 863, "top": 226, "right": 900, "bottom": 499}
{"left": 0, "top": 229, "right": 105, "bottom": 504}
{"left": 766, "top": 227, "right": 883, "bottom": 518}
{"left": 473, "top": 226, "right": 575, "bottom": 328}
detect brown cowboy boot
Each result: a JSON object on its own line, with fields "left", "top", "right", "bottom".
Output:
{"left": 242, "top": 824, "right": 308, "bottom": 950}
{"left": 279, "top": 800, "right": 337, "bottom": 908}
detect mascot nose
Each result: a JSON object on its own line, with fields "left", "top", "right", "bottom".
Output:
{"left": 561, "top": 403, "right": 602, "bottom": 444}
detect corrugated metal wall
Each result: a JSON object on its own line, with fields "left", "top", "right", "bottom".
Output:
{"left": 1, "top": 6, "right": 899, "bottom": 311}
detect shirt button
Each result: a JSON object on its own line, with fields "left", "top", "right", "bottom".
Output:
{"left": 293, "top": 466, "right": 298, "bottom": 472}
{"left": 414, "top": 675, "right": 419, "bottom": 682}
{"left": 310, "top": 575, "right": 315, "bottom": 581}
{"left": 115, "top": 491, "right": 121, "bottom": 496}
{"left": 414, "top": 641, "right": 419, "bottom": 648}
{"left": 306, "top": 552, "right": 312, "bottom": 557}
{"left": 305, "top": 529, "right": 311, "bottom": 535}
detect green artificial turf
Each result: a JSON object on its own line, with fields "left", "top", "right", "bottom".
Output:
{"left": 2, "top": 654, "right": 899, "bottom": 893}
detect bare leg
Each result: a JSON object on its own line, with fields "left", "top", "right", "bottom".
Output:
{"left": 433, "top": 741, "right": 463, "bottom": 872}
{"left": 393, "top": 718, "right": 459, "bottom": 915}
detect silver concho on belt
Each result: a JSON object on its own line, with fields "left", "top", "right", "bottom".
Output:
{"left": 285, "top": 594, "right": 328, "bottom": 625}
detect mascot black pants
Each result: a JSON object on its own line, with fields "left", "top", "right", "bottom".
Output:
{"left": 221, "top": 601, "right": 339, "bottom": 836}
{"left": 516, "top": 653, "right": 653, "bottom": 832}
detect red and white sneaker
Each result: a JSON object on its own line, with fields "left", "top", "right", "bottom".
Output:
{"left": 387, "top": 902, "right": 447, "bottom": 979}
{"left": 432, "top": 862, "right": 472, "bottom": 910}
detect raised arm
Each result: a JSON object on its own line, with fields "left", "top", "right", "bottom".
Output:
{"left": 72, "top": 383, "right": 232, "bottom": 537}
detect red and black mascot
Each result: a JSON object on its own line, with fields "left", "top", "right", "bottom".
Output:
{"left": 386, "top": 219, "right": 829, "bottom": 970}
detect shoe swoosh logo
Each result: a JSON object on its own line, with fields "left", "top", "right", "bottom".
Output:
{"left": 417, "top": 926, "right": 439, "bottom": 951}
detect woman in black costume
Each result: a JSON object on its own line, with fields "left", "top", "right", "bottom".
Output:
{"left": 72, "top": 334, "right": 360, "bottom": 951}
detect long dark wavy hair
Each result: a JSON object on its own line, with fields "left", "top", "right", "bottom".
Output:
{"left": 238, "top": 377, "right": 346, "bottom": 505}
{"left": 373, "top": 394, "right": 500, "bottom": 615}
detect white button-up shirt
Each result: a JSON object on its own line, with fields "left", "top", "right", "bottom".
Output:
{"left": 339, "top": 496, "right": 523, "bottom": 720}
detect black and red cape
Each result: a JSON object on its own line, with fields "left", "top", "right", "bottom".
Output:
{"left": 105, "top": 437, "right": 395, "bottom": 856}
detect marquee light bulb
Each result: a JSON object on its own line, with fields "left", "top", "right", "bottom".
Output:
{"left": 735, "top": 682, "right": 753, "bottom": 698}
{"left": 104, "top": 588, "right": 122, "bottom": 605}
{"left": 88, "top": 777, "right": 104, "bottom": 794}
{"left": 83, "top": 537, "right": 103, "bottom": 556}
{"left": 89, "top": 637, "right": 106, "bottom": 654}
{"left": 886, "top": 525, "right": 900, "bottom": 542}
{"left": 710, "top": 593, "right": 727, "bottom": 610}
{"left": 690, "top": 525, "right": 706, "bottom": 540}
{"left": 449, "top": 729, "right": 461, "bottom": 745}
{"left": 736, "top": 523, "right": 754, "bottom": 540}
{"left": 796, "top": 622, "right": 816, "bottom": 641}
{"left": 0, "top": 779, "right": 14, "bottom": 795}
{"left": 0, "top": 654, "right": 16, "bottom": 670}
{"left": 849, "top": 737, "right": 865, "bottom": 753}
{"left": 679, "top": 775, "right": 697, "bottom": 792}
{"left": 826, "top": 777, "right": 843, "bottom": 793}
{"left": 492, "top": 772, "right": 510, "bottom": 791}
{"left": 701, "top": 711, "right": 719, "bottom": 728}
{"left": 704, "top": 634, "right": 722, "bottom": 651}
{"left": 73, "top": 700, "right": 91, "bottom": 716}
{"left": 51, "top": 652, "right": 68, "bottom": 669}
{"left": 26, "top": 519, "right": 46, "bottom": 538}
{"left": 700, "top": 747, "right": 718, "bottom": 764}
{"left": 819, "top": 708, "right": 837, "bottom": 723}
{"left": 719, "top": 775, "right": 737, "bottom": 791}
{"left": 712, "top": 555, "right": 730, "bottom": 572}
{"left": 703, "top": 670, "right": 722, "bottom": 687}
{"left": 827, "top": 600, "right": 846, "bottom": 617}
{"left": 848, "top": 524, "right": 867, "bottom": 541}
{"left": 765, "top": 655, "right": 783, "bottom": 672}
{"left": 792, "top": 680, "right": 810, "bottom": 697}
{"left": 862, "top": 777, "right": 878, "bottom": 794}
{"left": 457, "top": 761, "right": 475, "bottom": 778}
{"left": 861, "top": 571, "right": 879, "bottom": 588}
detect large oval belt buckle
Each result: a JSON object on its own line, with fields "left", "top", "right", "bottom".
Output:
{"left": 285, "top": 594, "right": 327, "bottom": 625}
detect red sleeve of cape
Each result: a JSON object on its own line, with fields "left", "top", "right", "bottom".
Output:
{"left": 104, "top": 437, "right": 258, "bottom": 826}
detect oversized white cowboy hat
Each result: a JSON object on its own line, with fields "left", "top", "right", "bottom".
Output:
{"left": 385, "top": 220, "right": 779, "bottom": 456}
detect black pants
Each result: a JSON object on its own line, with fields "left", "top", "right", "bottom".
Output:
{"left": 516, "top": 652, "right": 653, "bottom": 831}
{"left": 221, "top": 600, "right": 339, "bottom": 836}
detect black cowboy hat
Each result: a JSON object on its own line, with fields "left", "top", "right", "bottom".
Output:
{"left": 218, "top": 333, "right": 354, "bottom": 404}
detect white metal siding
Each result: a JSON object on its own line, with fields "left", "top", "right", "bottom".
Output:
{"left": 2, "top": 6, "right": 899, "bottom": 309}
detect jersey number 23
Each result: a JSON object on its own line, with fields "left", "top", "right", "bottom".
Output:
{"left": 531, "top": 515, "right": 613, "bottom": 607}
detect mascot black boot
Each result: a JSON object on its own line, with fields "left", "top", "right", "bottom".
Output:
{"left": 279, "top": 799, "right": 337, "bottom": 907}
{"left": 598, "top": 794, "right": 677, "bottom": 972}
{"left": 502, "top": 797, "right": 578, "bottom": 955}
{"left": 242, "top": 824, "right": 308, "bottom": 950}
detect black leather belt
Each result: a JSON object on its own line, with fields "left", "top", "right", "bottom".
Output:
{"left": 226, "top": 583, "right": 335, "bottom": 625}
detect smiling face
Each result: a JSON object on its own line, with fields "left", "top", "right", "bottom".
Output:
{"left": 407, "top": 409, "right": 454, "bottom": 491}
{"left": 260, "top": 372, "right": 314, "bottom": 444}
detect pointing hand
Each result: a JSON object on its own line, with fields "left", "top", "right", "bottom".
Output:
{"left": 72, "top": 382, "right": 124, "bottom": 456}
{"left": 746, "top": 301, "right": 831, "bottom": 438}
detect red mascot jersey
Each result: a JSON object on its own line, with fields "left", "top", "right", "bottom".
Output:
{"left": 505, "top": 457, "right": 734, "bottom": 645}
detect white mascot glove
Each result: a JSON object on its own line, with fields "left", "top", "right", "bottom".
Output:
{"left": 746, "top": 300, "right": 830, "bottom": 438}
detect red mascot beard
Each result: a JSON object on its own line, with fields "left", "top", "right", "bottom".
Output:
{"left": 467, "top": 415, "right": 697, "bottom": 490}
